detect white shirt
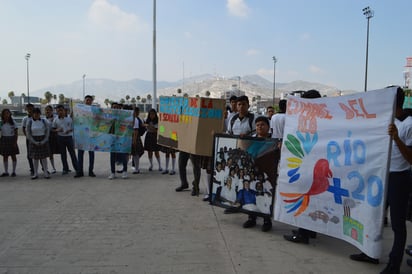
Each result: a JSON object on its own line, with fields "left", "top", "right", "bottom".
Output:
{"left": 271, "top": 113, "right": 286, "bottom": 139}
{"left": 53, "top": 116, "right": 73, "bottom": 137}
{"left": 227, "top": 113, "right": 256, "bottom": 136}
{"left": 29, "top": 119, "right": 48, "bottom": 137}
{"left": 390, "top": 116, "right": 412, "bottom": 172}
{"left": 1, "top": 120, "right": 17, "bottom": 136}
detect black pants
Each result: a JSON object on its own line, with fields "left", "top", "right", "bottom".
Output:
{"left": 178, "top": 151, "right": 201, "bottom": 187}
{"left": 387, "top": 170, "right": 412, "bottom": 267}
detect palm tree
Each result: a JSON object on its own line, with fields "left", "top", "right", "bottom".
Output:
{"left": 141, "top": 98, "right": 147, "bottom": 104}
{"left": 53, "top": 94, "right": 57, "bottom": 104}
{"left": 2, "top": 99, "right": 8, "bottom": 105}
{"left": 131, "top": 97, "right": 136, "bottom": 104}
{"left": 147, "top": 94, "right": 152, "bottom": 104}
{"left": 58, "top": 94, "right": 65, "bottom": 104}
{"left": 183, "top": 93, "right": 189, "bottom": 97}
{"left": 8, "top": 91, "right": 15, "bottom": 104}
{"left": 177, "top": 88, "right": 182, "bottom": 95}
{"left": 120, "top": 98, "right": 126, "bottom": 104}
{"left": 126, "top": 95, "right": 130, "bottom": 103}
{"left": 44, "top": 91, "right": 53, "bottom": 104}
{"left": 205, "top": 90, "right": 211, "bottom": 97}
{"left": 136, "top": 95, "right": 141, "bottom": 103}
{"left": 104, "top": 98, "right": 110, "bottom": 107}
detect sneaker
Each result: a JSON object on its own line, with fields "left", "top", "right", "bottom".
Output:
{"left": 51, "top": 169, "right": 56, "bottom": 174}
{"left": 31, "top": 175, "right": 38, "bottom": 180}
{"left": 349, "top": 253, "right": 379, "bottom": 264}
{"left": 122, "top": 171, "right": 128, "bottom": 179}
{"left": 262, "top": 220, "right": 272, "bottom": 232}
{"left": 158, "top": 167, "right": 163, "bottom": 172}
{"left": 243, "top": 219, "right": 256, "bottom": 228}
{"left": 169, "top": 171, "right": 176, "bottom": 175}
{"left": 62, "top": 170, "right": 69, "bottom": 175}
{"left": 11, "top": 173, "right": 16, "bottom": 177}
{"left": 162, "top": 170, "right": 169, "bottom": 175}
{"left": 0, "top": 173, "right": 9, "bottom": 177}
{"left": 148, "top": 167, "right": 153, "bottom": 171}
{"left": 108, "top": 173, "right": 115, "bottom": 180}
{"left": 132, "top": 170, "right": 140, "bottom": 174}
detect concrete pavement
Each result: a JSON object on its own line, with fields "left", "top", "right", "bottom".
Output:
{"left": 0, "top": 138, "right": 411, "bottom": 273}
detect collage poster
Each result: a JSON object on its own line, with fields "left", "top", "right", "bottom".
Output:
{"left": 274, "top": 87, "right": 397, "bottom": 258}
{"left": 210, "top": 134, "right": 280, "bottom": 217}
{"left": 73, "top": 104, "right": 134, "bottom": 153}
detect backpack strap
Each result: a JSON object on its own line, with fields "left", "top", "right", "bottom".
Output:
{"left": 229, "top": 112, "right": 255, "bottom": 136}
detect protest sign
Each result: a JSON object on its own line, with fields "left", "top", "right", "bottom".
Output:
{"left": 274, "top": 87, "right": 397, "bottom": 258}
{"left": 158, "top": 96, "right": 225, "bottom": 156}
{"left": 210, "top": 134, "right": 279, "bottom": 217}
{"left": 73, "top": 104, "right": 133, "bottom": 153}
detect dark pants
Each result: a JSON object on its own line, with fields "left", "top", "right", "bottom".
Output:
{"left": 78, "top": 150, "right": 95, "bottom": 173}
{"left": 57, "top": 136, "right": 78, "bottom": 172}
{"left": 25, "top": 139, "right": 34, "bottom": 173}
{"left": 178, "top": 151, "right": 201, "bottom": 187}
{"left": 110, "top": 152, "right": 128, "bottom": 173}
{"left": 387, "top": 170, "right": 412, "bottom": 267}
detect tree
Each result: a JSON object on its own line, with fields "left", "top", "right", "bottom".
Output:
{"left": 104, "top": 98, "right": 110, "bottom": 107}
{"left": 183, "top": 93, "right": 189, "bottom": 97}
{"left": 120, "top": 98, "right": 126, "bottom": 104}
{"left": 136, "top": 95, "right": 141, "bottom": 103}
{"left": 2, "top": 99, "right": 7, "bottom": 105}
{"left": 8, "top": 91, "right": 15, "bottom": 103}
{"left": 205, "top": 90, "right": 211, "bottom": 97}
{"left": 58, "top": 94, "right": 65, "bottom": 104}
{"left": 126, "top": 95, "right": 130, "bottom": 103}
{"left": 44, "top": 91, "right": 53, "bottom": 104}
{"left": 53, "top": 94, "right": 57, "bottom": 103}
{"left": 147, "top": 94, "right": 152, "bottom": 103}
{"left": 40, "top": 98, "right": 48, "bottom": 105}
{"left": 131, "top": 97, "right": 136, "bottom": 104}
{"left": 141, "top": 98, "right": 147, "bottom": 103}
{"left": 177, "top": 88, "right": 182, "bottom": 95}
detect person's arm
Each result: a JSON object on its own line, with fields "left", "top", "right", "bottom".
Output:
{"left": 388, "top": 123, "right": 412, "bottom": 164}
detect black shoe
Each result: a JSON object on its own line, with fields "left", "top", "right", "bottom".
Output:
{"left": 380, "top": 263, "right": 400, "bottom": 274}
{"left": 191, "top": 187, "right": 199, "bottom": 196}
{"left": 74, "top": 172, "right": 84, "bottom": 178}
{"left": 89, "top": 171, "right": 96, "bottom": 177}
{"left": 407, "top": 259, "right": 412, "bottom": 267}
{"left": 384, "top": 217, "right": 388, "bottom": 226}
{"left": 11, "top": 173, "right": 16, "bottom": 177}
{"left": 224, "top": 207, "right": 239, "bottom": 214}
{"left": 292, "top": 229, "right": 317, "bottom": 239}
{"left": 175, "top": 184, "right": 189, "bottom": 192}
{"left": 31, "top": 176, "right": 38, "bottom": 180}
{"left": 284, "top": 234, "right": 309, "bottom": 244}
{"left": 0, "top": 173, "right": 9, "bottom": 177}
{"left": 62, "top": 170, "right": 69, "bottom": 175}
{"left": 349, "top": 253, "right": 379, "bottom": 264}
{"left": 243, "top": 219, "right": 256, "bottom": 228}
{"left": 262, "top": 220, "right": 272, "bottom": 232}
{"left": 202, "top": 195, "right": 209, "bottom": 202}
{"left": 406, "top": 248, "right": 412, "bottom": 256}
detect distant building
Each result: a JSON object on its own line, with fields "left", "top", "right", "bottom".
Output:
{"left": 11, "top": 96, "right": 40, "bottom": 106}
{"left": 221, "top": 84, "right": 245, "bottom": 104}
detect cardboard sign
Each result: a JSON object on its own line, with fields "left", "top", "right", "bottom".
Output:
{"left": 274, "top": 87, "right": 397, "bottom": 258}
{"left": 158, "top": 96, "right": 225, "bottom": 156}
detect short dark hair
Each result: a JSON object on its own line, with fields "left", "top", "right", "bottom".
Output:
{"left": 236, "top": 95, "right": 249, "bottom": 104}
{"left": 84, "top": 95, "right": 93, "bottom": 100}
{"left": 279, "top": 99, "right": 287, "bottom": 113}
{"left": 302, "top": 89, "right": 321, "bottom": 99}
{"left": 32, "top": 107, "right": 41, "bottom": 114}
{"left": 396, "top": 87, "right": 405, "bottom": 109}
{"left": 229, "top": 95, "right": 237, "bottom": 102}
{"left": 255, "top": 116, "right": 270, "bottom": 127}
{"left": 26, "top": 103, "right": 34, "bottom": 108}
{"left": 55, "top": 104, "right": 64, "bottom": 110}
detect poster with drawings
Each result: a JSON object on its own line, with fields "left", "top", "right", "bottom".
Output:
{"left": 210, "top": 134, "right": 280, "bottom": 218}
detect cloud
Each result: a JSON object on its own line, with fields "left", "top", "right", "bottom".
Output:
{"left": 309, "top": 65, "right": 324, "bottom": 74}
{"left": 300, "top": 32, "right": 311, "bottom": 41}
{"left": 88, "top": 0, "right": 147, "bottom": 32}
{"left": 227, "top": 0, "right": 250, "bottom": 17}
{"left": 246, "top": 49, "right": 259, "bottom": 56}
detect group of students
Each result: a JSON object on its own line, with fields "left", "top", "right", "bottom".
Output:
{"left": 0, "top": 95, "right": 178, "bottom": 180}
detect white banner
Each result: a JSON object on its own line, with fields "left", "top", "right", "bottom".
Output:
{"left": 274, "top": 87, "right": 397, "bottom": 258}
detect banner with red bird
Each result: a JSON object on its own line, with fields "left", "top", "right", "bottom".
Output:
{"left": 274, "top": 87, "right": 397, "bottom": 258}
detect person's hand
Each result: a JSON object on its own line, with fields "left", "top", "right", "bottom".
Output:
{"left": 388, "top": 123, "right": 399, "bottom": 140}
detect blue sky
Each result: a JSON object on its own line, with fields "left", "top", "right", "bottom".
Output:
{"left": 0, "top": 0, "right": 411, "bottom": 100}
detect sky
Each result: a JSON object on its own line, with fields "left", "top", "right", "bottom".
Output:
{"left": 0, "top": 0, "right": 411, "bottom": 100}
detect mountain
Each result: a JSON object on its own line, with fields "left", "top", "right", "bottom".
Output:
{"left": 32, "top": 75, "right": 358, "bottom": 104}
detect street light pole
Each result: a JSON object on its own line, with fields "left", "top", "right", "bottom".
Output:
{"left": 25, "top": 53, "right": 31, "bottom": 104}
{"left": 272, "top": 56, "right": 277, "bottom": 106}
{"left": 363, "top": 6, "right": 373, "bottom": 92}
{"left": 82, "top": 74, "right": 86, "bottom": 98}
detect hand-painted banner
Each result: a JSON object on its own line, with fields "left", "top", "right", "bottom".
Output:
{"left": 158, "top": 96, "right": 225, "bottom": 156}
{"left": 274, "top": 87, "right": 397, "bottom": 258}
{"left": 73, "top": 104, "right": 133, "bottom": 153}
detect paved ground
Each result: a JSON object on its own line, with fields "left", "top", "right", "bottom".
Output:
{"left": 0, "top": 139, "right": 411, "bottom": 273}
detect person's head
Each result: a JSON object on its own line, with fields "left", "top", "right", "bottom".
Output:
{"left": 226, "top": 177, "right": 232, "bottom": 188}
{"left": 229, "top": 95, "right": 237, "bottom": 112}
{"left": 25, "top": 103, "right": 34, "bottom": 115}
{"left": 133, "top": 106, "right": 140, "bottom": 117}
{"left": 256, "top": 182, "right": 263, "bottom": 192}
{"left": 255, "top": 116, "right": 270, "bottom": 137}
{"left": 395, "top": 86, "right": 405, "bottom": 118}
{"left": 266, "top": 106, "right": 274, "bottom": 118}
{"left": 45, "top": 105, "right": 53, "bottom": 117}
{"left": 1, "top": 109, "right": 12, "bottom": 123}
{"left": 111, "top": 102, "right": 121, "bottom": 109}
{"left": 236, "top": 95, "right": 250, "bottom": 117}
{"left": 55, "top": 104, "right": 65, "bottom": 117}
{"left": 243, "top": 180, "right": 250, "bottom": 189}
{"left": 32, "top": 107, "right": 41, "bottom": 120}
{"left": 278, "top": 99, "right": 287, "bottom": 113}
{"left": 302, "top": 89, "right": 321, "bottom": 99}
{"left": 84, "top": 95, "right": 94, "bottom": 105}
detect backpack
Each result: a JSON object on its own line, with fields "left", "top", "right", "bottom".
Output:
{"left": 137, "top": 117, "right": 146, "bottom": 136}
{"left": 229, "top": 112, "right": 255, "bottom": 135}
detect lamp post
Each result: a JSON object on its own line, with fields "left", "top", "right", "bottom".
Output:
{"left": 362, "top": 6, "right": 373, "bottom": 92}
{"left": 272, "top": 56, "right": 277, "bottom": 106}
{"left": 82, "top": 74, "right": 86, "bottom": 98}
{"left": 25, "top": 53, "right": 31, "bottom": 103}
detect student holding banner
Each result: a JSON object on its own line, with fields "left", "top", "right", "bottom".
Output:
{"left": 351, "top": 87, "right": 412, "bottom": 274}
